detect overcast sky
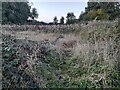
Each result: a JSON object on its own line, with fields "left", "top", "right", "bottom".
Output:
{"left": 28, "top": 1, "right": 88, "bottom": 22}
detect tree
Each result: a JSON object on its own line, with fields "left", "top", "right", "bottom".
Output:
{"left": 97, "top": 9, "right": 109, "bottom": 20}
{"left": 87, "top": 10, "right": 98, "bottom": 20}
{"left": 105, "top": 2, "right": 120, "bottom": 20}
{"left": 53, "top": 16, "right": 58, "bottom": 25}
{"left": 60, "top": 16, "right": 64, "bottom": 24}
{"left": 2, "top": 2, "right": 39, "bottom": 24}
{"left": 79, "top": 1, "right": 120, "bottom": 21}
{"left": 66, "top": 12, "right": 76, "bottom": 24}
{"left": 31, "top": 8, "right": 38, "bottom": 20}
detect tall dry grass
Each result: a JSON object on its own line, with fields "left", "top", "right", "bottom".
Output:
{"left": 68, "top": 21, "right": 120, "bottom": 88}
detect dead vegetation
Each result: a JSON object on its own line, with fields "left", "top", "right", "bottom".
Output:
{"left": 2, "top": 21, "right": 120, "bottom": 88}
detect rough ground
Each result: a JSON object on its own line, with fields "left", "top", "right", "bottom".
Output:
{"left": 2, "top": 30, "right": 80, "bottom": 49}
{"left": 2, "top": 21, "right": 120, "bottom": 88}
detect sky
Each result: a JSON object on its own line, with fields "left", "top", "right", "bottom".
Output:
{"left": 28, "top": 1, "right": 88, "bottom": 23}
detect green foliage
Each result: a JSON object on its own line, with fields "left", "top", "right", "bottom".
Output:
{"left": 79, "top": 2, "right": 120, "bottom": 21}
{"left": 2, "top": 2, "right": 39, "bottom": 24}
{"left": 66, "top": 12, "right": 76, "bottom": 24}
{"left": 85, "top": 9, "right": 110, "bottom": 21}
{"left": 60, "top": 16, "right": 64, "bottom": 24}
{"left": 53, "top": 16, "right": 58, "bottom": 25}
{"left": 97, "top": 9, "right": 109, "bottom": 20}
{"left": 2, "top": 35, "right": 39, "bottom": 88}
{"left": 87, "top": 10, "right": 98, "bottom": 20}
{"left": 31, "top": 8, "right": 38, "bottom": 20}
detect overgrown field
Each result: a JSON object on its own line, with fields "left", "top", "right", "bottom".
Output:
{"left": 1, "top": 21, "right": 120, "bottom": 88}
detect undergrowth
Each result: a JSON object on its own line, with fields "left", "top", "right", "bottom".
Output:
{"left": 2, "top": 21, "right": 120, "bottom": 88}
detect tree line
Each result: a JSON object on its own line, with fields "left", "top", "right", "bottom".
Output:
{"left": 79, "top": 1, "right": 120, "bottom": 21}
{"left": 52, "top": 13, "right": 78, "bottom": 25}
{"left": 2, "top": 2, "right": 38, "bottom": 25}
{"left": 2, "top": 1, "right": 120, "bottom": 25}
